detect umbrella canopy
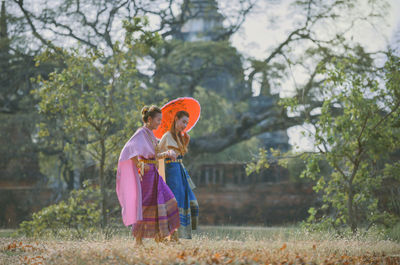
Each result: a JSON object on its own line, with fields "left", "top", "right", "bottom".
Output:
{"left": 153, "top": 97, "right": 201, "bottom": 139}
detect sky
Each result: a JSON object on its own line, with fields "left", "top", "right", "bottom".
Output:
{"left": 231, "top": 0, "right": 400, "bottom": 59}
{"left": 227, "top": 0, "right": 400, "bottom": 151}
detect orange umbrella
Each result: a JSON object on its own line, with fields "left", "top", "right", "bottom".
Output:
{"left": 153, "top": 97, "right": 201, "bottom": 139}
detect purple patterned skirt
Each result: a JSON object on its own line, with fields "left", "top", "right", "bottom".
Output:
{"left": 132, "top": 163, "right": 180, "bottom": 238}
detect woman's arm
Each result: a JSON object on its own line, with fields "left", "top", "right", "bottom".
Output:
{"left": 156, "top": 150, "right": 177, "bottom": 160}
{"left": 158, "top": 133, "right": 177, "bottom": 160}
{"left": 130, "top": 156, "right": 148, "bottom": 180}
{"left": 130, "top": 156, "right": 140, "bottom": 167}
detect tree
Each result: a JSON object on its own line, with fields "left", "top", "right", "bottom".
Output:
{"left": 149, "top": 0, "right": 390, "bottom": 155}
{"left": 247, "top": 53, "right": 400, "bottom": 232}
{"left": 0, "top": 0, "right": 54, "bottom": 184}
{"left": 10, "top": 0, "right": 254, "bottom": 53}
{"left": 6, "top": 0, "right": 393, "bottom": 170}
{"left": 290, "top": 53, "right": 400, "bottom": 233}
{"left": 33, "top": 18, "right": 162, "bottom": 227}
{"left": 10, "top": 0, "right": 389, "bottom": 156}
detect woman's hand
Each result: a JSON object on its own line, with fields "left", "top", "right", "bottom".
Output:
{"left": 167, "top": 149, "right": 177, "bottom": 161}
{"left": 132, "top": 157, "right": 150, "bottom": 181}
{"left": 138, "top": 164, "right": 150, "bottom": 181}
{"left": 183, "top": 132, "right": 190, "bottom": 145}
{"left": 157, "top": 150, "right": 176, "bottom": 160}
{"left": 143, "top": 164, "right": 150, "bottom": 173}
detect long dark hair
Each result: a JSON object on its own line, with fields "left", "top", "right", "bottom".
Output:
{"left": 169, "top": 110, "right": 190, "bottom": 155}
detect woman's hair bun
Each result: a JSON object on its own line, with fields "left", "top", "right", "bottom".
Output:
{"left": 141, "top": 106, "right": 149, "bottom": 116}
{"left": 141, "top": 105, "right": 161, "bottom": 123}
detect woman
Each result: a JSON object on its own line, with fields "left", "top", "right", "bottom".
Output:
{"left": 159, "top": 110, "right": 199, "bottom": 239}
{"left": 116, "top": 105, "right": 180, "bottom": 245}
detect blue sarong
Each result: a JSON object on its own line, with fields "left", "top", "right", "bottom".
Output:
{"left": 165, "top": 156, "right": 199, "bottom": 239}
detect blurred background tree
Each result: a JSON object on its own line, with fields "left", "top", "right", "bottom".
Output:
{"left": 33, "top": 18, "right": 162, "bottom": 227}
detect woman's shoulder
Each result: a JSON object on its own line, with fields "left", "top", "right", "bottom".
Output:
{"left": 161, "top": 131, "right": 173, "bottom": 140}
{"left": 160, "top": 131, "right": 178, "bottom": 145}
{"left": 127, "top": 127, "right": 146, "bottom": 141}
{"left": 133, "top": 126, "right": 145, "bottom": 136}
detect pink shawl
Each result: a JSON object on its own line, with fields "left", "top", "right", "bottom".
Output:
{"left": 116, "top": 127, "right": 156, "bottom": 226}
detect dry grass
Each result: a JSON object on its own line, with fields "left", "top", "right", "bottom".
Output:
{"left": 1, "top": 226, "right": 400, "bottom": 264}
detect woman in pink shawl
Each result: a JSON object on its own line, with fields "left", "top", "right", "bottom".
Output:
{"left": 116, "top": 105, "right": 180, "bottom": 245}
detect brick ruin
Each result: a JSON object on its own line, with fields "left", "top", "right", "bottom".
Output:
{"left": 189, "top": 163, "right": 317, "bottom": 225}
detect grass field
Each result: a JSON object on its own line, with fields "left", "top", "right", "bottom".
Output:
{"left": 1, "top": 226, "right": 400, "bottom": 264}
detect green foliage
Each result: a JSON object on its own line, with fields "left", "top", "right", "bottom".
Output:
{"left": 33, "top": 17, "right": 161, "bottom": 168}
{"left": 185, "top": 85, "right": 260, "bottom": 163}
{"left": 197, "top": 137, "right": 261, "bottom": 164}
{"left": 254, "top": 53, "right": 400, "bottom": 233}
{"left": 0, "top": 112, "right": 42, "bottom": 182}
{"left": 282, "top": 153, "right": 330, "bottom": 184}
{"left": 246, "top": 149, "right": 329, "bottom": 184}
{"left": 0, "top": 0, "right": 54, "bottom": 185}
{"left": 155, "top": 40, "right": 245, "bottom": 98}
{"left": 191, "top": 86, "right": 237, "bottom": 135}
{"left": 386, "top": 222, "right": 400, "bottom": 242}
{"left": 300, "top": 54, "right": 400, "bottom": 232}
{"left": 284, "top": 156, "right": 307, "bottom": 183}
{"left": 18, "top": 181, "right": 101, "bottom": 239}
{"left": 32, "top": 17, "right": 163, "bottom": 226}
{"left": 153, "top": 40, "right": 261, "bottom": 165}
{"left": 245, "top": 148, "right": 276, "bottom": 176}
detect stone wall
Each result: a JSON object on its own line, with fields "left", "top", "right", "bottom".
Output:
{"left": 195, "top": 182, "right": 316, "bottom": 225}
{"left": 1, "top": 161, "right": 318, "bottom": 228}
{"left": 0, "top": 185, "right": 54, "bottom": 228}
{"left": 188, "top": 162, "right": 318, "bottom": 225}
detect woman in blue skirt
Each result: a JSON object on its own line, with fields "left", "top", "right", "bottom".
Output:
{"left": 159, "top": 110, "right": 199, "bottom": 240}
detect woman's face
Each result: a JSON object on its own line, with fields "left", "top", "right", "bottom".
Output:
{"left": 175, "top": 115, "right": 189, "bottom": 133}
{"left": 148, "top": 113, "right": 162, "bottom": 130}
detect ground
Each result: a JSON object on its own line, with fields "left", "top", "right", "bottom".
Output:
{"left": 1, "top": 226, "right": 400, "bottom": 264}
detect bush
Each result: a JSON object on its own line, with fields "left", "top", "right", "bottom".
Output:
{"left": 18, "top": 181, "right": 101, "bottom": 238}
{"left": 386, "top": 222, "right": 400, "bottom": 242}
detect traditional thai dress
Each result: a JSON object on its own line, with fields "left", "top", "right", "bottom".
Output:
{"left": 116, "top": 126, "right": 180, "bottom": 238}
{"left": 159, "top": 131, "right": 199, "bottom": 239}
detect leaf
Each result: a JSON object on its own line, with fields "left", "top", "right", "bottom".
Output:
{"left": 280, "top": 243, "right": 287, "bottom": 251}
{"left": 177, "top": 251, "right": 185, "bottom": 260}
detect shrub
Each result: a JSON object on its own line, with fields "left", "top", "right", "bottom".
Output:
{"left": 18, "top": 181, "right": 101, "bottom": 238}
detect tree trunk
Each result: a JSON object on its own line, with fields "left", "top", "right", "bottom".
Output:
{"left": 347, "top": 187, "right": 357, "bottom": 234}
{"left": 348, "top": 159, "right": 361, "bottom": 234}
{"left": 66, "top": 168, "right": 74, "bottom": 191}
{"left": 99, "top": 139, "right": 107, "bottom": 228}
